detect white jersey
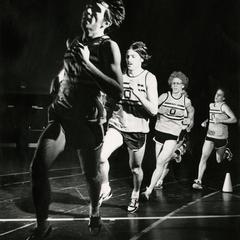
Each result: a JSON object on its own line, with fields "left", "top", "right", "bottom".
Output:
{"left": 109, "top": 70, "right": 153, "bottom": 133}
{"left": 155, "top": 91, "right": 186, "bottom": 136}
{"left": 207, "top": 102, "right": 229, "bottom": 139}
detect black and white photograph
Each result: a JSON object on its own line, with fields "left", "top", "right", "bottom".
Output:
{"left": 0, "top": 0, "right": 239, "bottom": 239}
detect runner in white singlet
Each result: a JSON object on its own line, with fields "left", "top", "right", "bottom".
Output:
{"left": 141, "top": 71, "right": 194, "bottom": 200}
{"left": 99, "top": 41, "right": 158, "bottom": 213}
{"left": 192, "top": 88, "right": 237, "bottom": 190}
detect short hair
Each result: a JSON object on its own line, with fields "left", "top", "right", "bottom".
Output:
{"left": 96, "top": 0, "right": 125, "bottom": 28}
{"left": 129, "top": 41, "right": 151, "bottom": 67}
{"left": 168, "top": 71, "right": 189, "bottom": 89}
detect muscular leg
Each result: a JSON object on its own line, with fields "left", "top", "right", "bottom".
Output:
{"left": 30, "top": 122, "right": 65, "bottom": 228}
{"left": 99, "top": 128, "right": 123, "bottom": 192}
{"left": 78, "top": 146, "right": 103, "bottom": 217}
{"left": 143, "top": 140, "right": 177, "bottom": 198}
{"left": 156, "top": 139, "right": 185, "bottom": 187}
{"left": 196, "top": 140, "right": 214, "bottom": 181}
{"left": 216, "top": 145, "right": 226, "bottom": 163}
{"left": 156, "top": 162, "right": 170, "bottom": 186}
{"left": 128, "top": 142, "right": 146, "bottom": 199}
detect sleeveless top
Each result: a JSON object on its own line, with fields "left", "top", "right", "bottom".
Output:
{"left": 207, "top": 102, "right": 229, "bottom": 139}
{"left": 108, "top": 70, "right": 153, "bottom": 133}
{"left": 52, "top": 35, "right": 111, "bottom": 124}
{"left": 155, "top": 91, "right": 186, "bottom": 136}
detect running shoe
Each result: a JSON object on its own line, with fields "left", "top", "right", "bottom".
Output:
{"left": 127, "top": 198, "right": 139, "bottom": 213}
{"left": 192, "top": 179, "right": 203, "bottom": 190}
{"left": 141, "top": 187, "right": 151, "bottom": 201}
{"left": 224, "top": 148, "right": 233, "bottom": 161}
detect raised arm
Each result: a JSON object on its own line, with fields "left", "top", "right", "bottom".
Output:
{"left": 129, "top": 72, "right": 158, "bottom": 116}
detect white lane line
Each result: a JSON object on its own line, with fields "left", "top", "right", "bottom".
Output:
{"left": 0, "top": 223, "right": 35, "bottom": 236}
{"left": 1, "top": 214, "right": 240, "bottom": 222}
{"left": 129, "top": 190, "right": 220, "bottom": 240}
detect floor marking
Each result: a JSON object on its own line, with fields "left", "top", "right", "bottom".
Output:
{"left": 1, "top": 214, "right": 240, "bottom": 222}
{"left": 129, "top": 190, "right": 220, "bottom": 240}
{"left": 231, "top": 193, "right": 240, "bottom": 199}
{"left": 0, "top": 222, "right": 35, "bottom": 237}
{"left": 0, "top": 167, "right": 81, "bottom": 177}
{"left": 0, "top": 176, "right": 130, "bottom": 203}
{"left": 1, "top": 173, "right": 84, "bottom": 187}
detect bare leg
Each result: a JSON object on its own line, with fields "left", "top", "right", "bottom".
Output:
{"left": 196, "top": 140, "right": 214, "bottom": 181}
{"left": 99, "top": 128, "right": 123, "bottom": 193}
{"left": 78, "top": 146, "right": 103, "bottom": 217}
{"left": 128, "top": 142, "right": 146, "bottom": 199}
{"left": 156, "top": 162, "right": 170, "bottom": 187}
{"left": 148, "top": 140, "right": 177, "bottom": 193}
{"left": 31, "top": 123, "right": 65, "bottom": 230}
{"left": 216, "top": 145, "right": 226, "bottom": 163}
{"left": 142, "top": 140, "right": 177, "bottom": 200}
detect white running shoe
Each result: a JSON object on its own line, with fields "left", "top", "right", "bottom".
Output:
{"left": 192, "top": 179, "right": 203, "bottom": 190}
{"left": 224, "top": 148, "right": 233, "bottom": 161}
{"left": 127, "top": 198, "right": 139, "bottom": 213}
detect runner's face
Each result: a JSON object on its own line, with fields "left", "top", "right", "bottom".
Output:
{"left": 81, "top": 1, "right": 109, "bottom": 33}
{"left": 126, "top": 49, "right": 143, "bottom": 71}
{"left": 214, "top": 89, "right": 225, "bottom": 103}
{"left": 171, "top": 77, "right": 184, "bottom": 93}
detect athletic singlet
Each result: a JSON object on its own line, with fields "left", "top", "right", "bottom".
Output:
{"left": 52, "top": 35, "right": 111, "bottom": 124}
{"left": 108, "top": 70, "right": 153, "bottom": 133}
{"left": 207, "top": 102, "right": 229, "bottom": 139}
{"left": 155, "top": 91, "right": 186, "bottom": 136}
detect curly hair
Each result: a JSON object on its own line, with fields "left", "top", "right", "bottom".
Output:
{"left": 168, "top": 71, "right": 189, "bottom": 89}
{"left": 129, "top": 41, "right": 151, "bottom": 67}
{"left": 95, "top": 0, "right": 125, "bottom": 28}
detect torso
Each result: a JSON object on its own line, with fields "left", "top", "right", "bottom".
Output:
{"left": 108, "top": 70, "right": 151, "bottom": 133}
{"left": 155, "top": 91, "right": 186, "bottom": 136}
{"left": 207, "top": 102, "right": 229, "bottom": 139}
{"left": 53, "top": 35, "right": 111, "bottom": 123}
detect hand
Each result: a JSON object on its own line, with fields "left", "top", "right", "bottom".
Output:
{"left": 186, "top": 119, "right": 194, "bottom": 132}
{"left": 201, "top": 121, "right": 207, "bottom": 128}
{"left": 78, "top": 45, "right": 90, "bottom": 65}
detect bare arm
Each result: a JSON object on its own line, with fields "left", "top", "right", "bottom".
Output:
{"left": 215, "top": 103, "right": 237, "bottom": 124}
{"left": 185, "top": 98, "right": 194, "bottom": 132}
{"left": 80, "top": 40, "right": 123, "bottom": 101}
{"left": 129, "top": 72, "right": 158, "bottom": 115}
{"left": 158, "top": 93, "right": 168, "bottom": 106}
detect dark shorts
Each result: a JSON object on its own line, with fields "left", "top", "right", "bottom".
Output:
{"left": 48, "top": 105, "right": 103, "bottom": 149}
{"left": 109, "top": 126, "right": 146, "bottom": 150}
{"left": 154, "top": 130, "right": 178, "bottom": 144}
{"left": 205, "top": 136, "right": 228, "bottom": 149}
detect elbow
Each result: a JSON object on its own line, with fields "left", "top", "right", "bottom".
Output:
{"left": 116, "top": 87, "right": 123, "bottom": 101}
{"left": 232, "top": 117, "right": 237, "bottom": 124}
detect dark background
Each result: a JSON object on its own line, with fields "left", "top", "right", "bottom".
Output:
{"left": 0, "top": 0, "right": 239, "bottom": 180}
